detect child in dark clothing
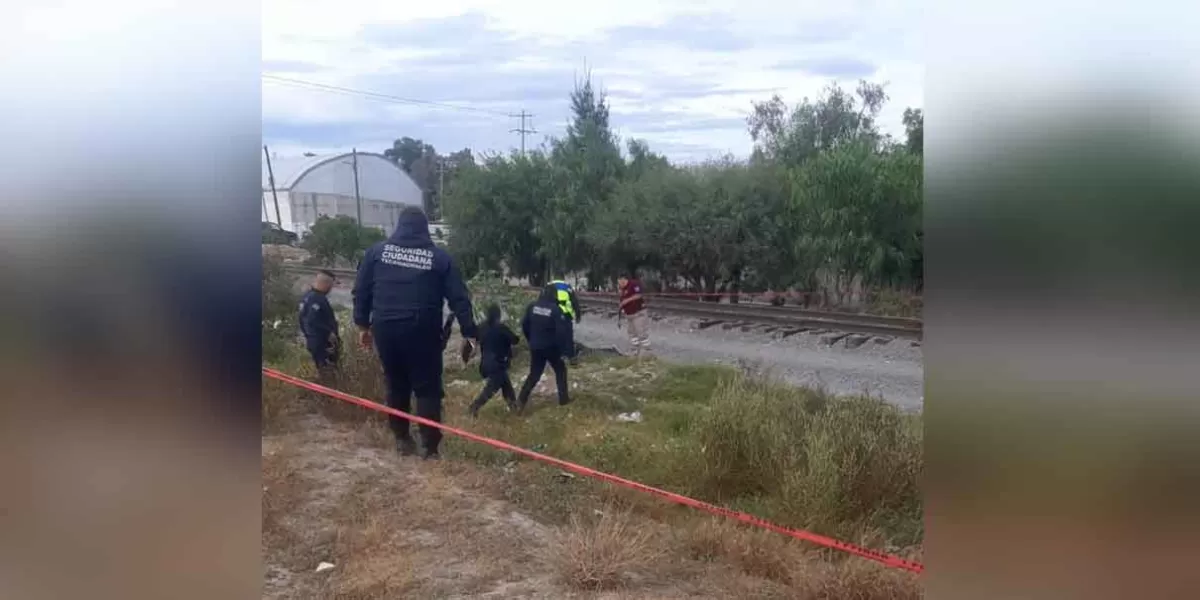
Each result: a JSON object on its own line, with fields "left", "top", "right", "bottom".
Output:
{"left": 468, "top": 304, "right": 521, "bottom": 417}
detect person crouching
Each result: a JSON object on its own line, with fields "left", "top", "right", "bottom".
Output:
{"left": 468, "top": 304, "right": 520, "bottom": 417}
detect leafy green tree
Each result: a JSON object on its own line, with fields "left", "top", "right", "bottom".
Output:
{"left": 444, "top": 151, "right": 556, "bottom": 285}
{"left": 789, "top": 140, "right": 922, "bottom": 300}
{"left": 902, "top": 108, "right": 924, "bottom": 155}
{"left": 383, "top": 137, "right": 476, "bottom": 220}
{"left": 625, "top": 138, "right": 671, "bottom": 180}
{"left": 383, "top": 136, "right": 433, "bottom": 171}
{"left": 543, "top": 73, "right": 625, "bottom": 278}
{"left": 301, "top": 215, "right": 386, "bottom": 266}
{"left": 435, "top": 74, "right": 922, "bottom": 307}
{"left": 747, "top": 80, "right": 889, "bottom": 166}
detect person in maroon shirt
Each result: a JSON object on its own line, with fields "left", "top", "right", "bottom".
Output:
{"left": 617, "top": 272, "right": 651, "bottom": 356}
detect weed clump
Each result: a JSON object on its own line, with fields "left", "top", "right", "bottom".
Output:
{"left": 548, "top": 506, "right": 663, "bottom": 590}
{"left": 690, "top": 373, "right": 923, "bottom": 545}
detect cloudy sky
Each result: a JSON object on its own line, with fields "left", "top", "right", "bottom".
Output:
{"left": 263, "top": 0, "right": 922, "bottom": 163}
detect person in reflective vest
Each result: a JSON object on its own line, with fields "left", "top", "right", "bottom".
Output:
{"left": 516, "top": 284, "right": 573, "bottom": 410}
{"left": 548, "top": 279, "right": 581, "bottom": 364}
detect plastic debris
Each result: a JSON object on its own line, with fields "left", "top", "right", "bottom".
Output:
{"left": 614, "top": 411, "right": 643, "bottom": 423}
{"left": 316, "top": 562, "right": 335, "bottom": 573}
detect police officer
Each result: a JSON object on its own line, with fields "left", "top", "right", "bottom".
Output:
{"left": 298, "top": 269, "right": 341, "bottom": 386}
{"left": 516, "top": 284, "right": 573, "bottom": 411}
{"left": 548, "top": 278, "right": 582, "bottom": 365}
{"left": 353, "top": 206, "right": 477, "bottom": 460}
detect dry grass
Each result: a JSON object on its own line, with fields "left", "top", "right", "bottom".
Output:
{"left": 681, "top": 519, "right": 804, "bottom": 585}
{"left": 863, "top": 287, "right": 923, "bottom": 318}
{"left": 328, "top": 511, "right": 417, "bottom": 598}
{"left": 679, "top": 519, "right": 922, "bottom": 599}
{"left": 261, "top": 274, "right": 924, "bottom": 598}
{"left": 549, "top": 505, "right": 666, "bottom": 591}
{"left": 262, "top": 391, "right": 924, "bottom": 599}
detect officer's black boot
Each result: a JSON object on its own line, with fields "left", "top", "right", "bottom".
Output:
{"left": 422, "top": 434, "right": 441, "bottom": 461}
{"left": 395, "top": 436, "right": 417, "bottom": 457}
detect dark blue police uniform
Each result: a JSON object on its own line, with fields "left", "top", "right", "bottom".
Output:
{"left": 352, "top": 208, "right": 476, "bottom": 458}
{"left": 298, "top": 287, "right": 340, "bottom": 375}
{"left": 515, "top": 286, "right": 573, "bottom": 410}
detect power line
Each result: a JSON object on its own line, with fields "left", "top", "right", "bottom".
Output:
{"left": 262, "top": 74, "right": 512, "bottom": 117}
{"left": 509, "top": 110, "right": 537, "bottom": 154}
{"left": 263, "top": 74, "right": 540, "bottom": 152}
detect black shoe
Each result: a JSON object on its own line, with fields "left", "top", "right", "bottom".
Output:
{"left": 559, "top": 397, "right": 574, "bottom": 407}
{"left": 468, "top": 403, "right": 481, "bottom": 419}
{"left": 395, "top": 438, "right": 417, "bottom": 456}
{"left": 422, "top": 450, "right": 441, "bottom": 461}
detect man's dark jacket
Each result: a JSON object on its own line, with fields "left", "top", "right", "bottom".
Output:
{"left": 352, "top": 210, "right": 477, "bottom": 338}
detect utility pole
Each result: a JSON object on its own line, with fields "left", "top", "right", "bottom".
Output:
{"left": 436, "top": 158, "right": 447, "bottom": 220}
{"left": 351, "top": 148, "right": 362, "bottom": 226}
{"left": 263, "top": 145, "right": 283, "bottom": 227}
{"left": 509, "top": 110, "right": 537, "bottom": 155}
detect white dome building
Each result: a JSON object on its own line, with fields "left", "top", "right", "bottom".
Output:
{"left": 261, "top": 151, "right": 425, "bottom": 237}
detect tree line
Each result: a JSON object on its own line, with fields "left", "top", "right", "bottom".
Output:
{"left": 382, "top": 137, "right": 475, "bottom": 220}
{"left": 434, "top": 76, "right": 923, "bottom": 304}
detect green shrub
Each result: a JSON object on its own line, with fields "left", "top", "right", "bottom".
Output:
{"left": 688, "top": 373, "right": 922, "bottom": 543}
{"left": 301, "top": 215, "right": 386, "bottom": 266}
{"left": 261, "top": 221, "right": 297, "bottom": 245}
{"left": 261, "top": 254, "right": 299, "bottom": 363}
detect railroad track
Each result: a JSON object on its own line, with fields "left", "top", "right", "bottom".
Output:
{"left": 579, "top": 296, "right": 921, "bottom": 339}
{"left": 280, "top": 265, "right": 922, "bottom": 340}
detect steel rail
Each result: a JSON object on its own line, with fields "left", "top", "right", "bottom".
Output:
{"left": 278, "top": 264, "right": 922, "bottom": 339}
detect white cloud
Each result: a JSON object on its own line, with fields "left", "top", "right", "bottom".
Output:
{"left": 262, "top": 0, "right": 922, "bottom": 161}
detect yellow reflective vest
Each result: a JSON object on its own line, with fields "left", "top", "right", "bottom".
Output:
{"left": 549, "top": 280, "right": 575, "bottom": 319}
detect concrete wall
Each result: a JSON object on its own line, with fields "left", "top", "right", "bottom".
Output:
{"left": 287, "top": 192, "right": 410, "bottom": 236}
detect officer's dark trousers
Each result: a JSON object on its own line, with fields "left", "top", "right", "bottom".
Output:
{"left": 372, "top": 317, "right": 444, "bottom": 453}
{"left": 306, "top": 338, "right": 340, "bottom": 388}
{"left": 517, "top": 349, "right": 570, "bottom": 406}
{"left": 471, "top": 364, "right": 516, "bottom": 410}
{"left": 562, "top": 319, "right": 577, "bottom": 359}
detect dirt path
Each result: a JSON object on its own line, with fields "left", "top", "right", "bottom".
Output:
{"left": 262, "top": 410, "right": 806, "bottom": 599}
{"left": 263, "top": 414, "right": 562, "bottom": 599}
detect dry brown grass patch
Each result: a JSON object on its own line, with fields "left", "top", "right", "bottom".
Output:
{"left": 799, "top": 557, "right": 923, "bottom": 600}
{"left": 326, "top": 511, "right": 418, "bottom": 598}
{"left": 679, "top": 519, "right": 925, "bottom": 598}
{"left": 682, "top": 519, "right": 805, "bottom": 585}
{"left": 261, "top": 443, "right": 311, "bottom": 548}
{"left": 262, "top": 380, "right": 309, "bottom": 434}
{"left": 549, "top": 504, "right": 666, "bottom": 591}
{"left": 349, "top": 415, "right": 397, "bottom": 450}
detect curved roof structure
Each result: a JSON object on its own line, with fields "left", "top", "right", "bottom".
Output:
{"left": 260, "top": 151, "right": 407, "bottom": 191}
{"left": 262, "top": 153, "right": 329, "bottom": 190}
